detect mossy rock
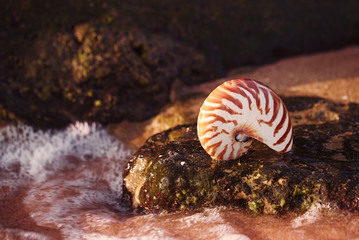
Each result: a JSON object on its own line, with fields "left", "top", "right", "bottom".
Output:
{"left": 123, "top": 96, "right": 359, "bottom": 214}
{"left": 0, "top": 23, "right": 215, "bottom": 128}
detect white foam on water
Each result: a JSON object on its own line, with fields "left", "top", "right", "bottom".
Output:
{"left": 67, "top": 207, "right": 251, "bottom": 239}
{"left": 0, "top": 228, "right": 51, "bottom": 240}
{"left": 81, "top": 233, "right": 178, "bottom": 240}
{"left": 291, "top": 203, "right": 332, "bottom": 228}
{"left": 179, "top": 207, "right": 223, "bottom": 226}
{"left": 0, "top": 122, "right": 133, "bottom": 239}
{"left": 178, "top": 208, "right": 251, "bottom": 240}
{"left": 210, "top": 225, "right": 251, "bottom": 240}
{"left": 0, "top": 122, "right": 131, "bottom": 190}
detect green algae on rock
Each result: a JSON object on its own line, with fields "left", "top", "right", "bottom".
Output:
{"left": 0, "top": 23, "right": 214, "bottom": 128}
{"left": 123, "top": 97, "right": 359, "bottom": 214}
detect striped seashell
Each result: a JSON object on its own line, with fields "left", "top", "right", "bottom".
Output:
{"left": 197, "top": 78, "right": 293, "bottom": 160}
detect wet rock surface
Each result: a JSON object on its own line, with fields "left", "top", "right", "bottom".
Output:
{"left": 124, "top": 96, "right": 359, "bottom": 214}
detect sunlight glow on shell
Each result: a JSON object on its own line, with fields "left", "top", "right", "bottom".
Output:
{"left": 197, "top": 78, "right": 293, "bottom": 160}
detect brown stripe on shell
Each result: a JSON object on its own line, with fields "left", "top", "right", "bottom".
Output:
{"left": 201, "top": 113, "right": 228, "bottom": 124}
{"left": 202, "top": 103, "right": 241, "bottom": 116}
{"left": 228, "top": 143, "right": 237, "bottom": 160}
{"left": 227, "top": 119, "right": 239, "bottom": 126}
{"left": 221, "top": 129, "right": 230, "bottom": 134}
{"left": 262, "top": 86, "right": 271, "bottom": 114}
{"left": 200, "top": 132, "right": 221, "bottom": 143}
{"left": 241, "top": 79, "right": 263, "bottom": 115}
{"left": 222, "top": 82, "right": 252, "bottom": 111}
{"left": 208, "top": 86, "right": 244, "bottom": 111}
{"left": 216, "top": 144, "right": 228, "bottom": 160}
{"left": 273, "top": 121, "right": 291, "bottom": 146}
{"left": 205, "top": 141, "right": 222, "bottom": 155}
{"left": 202, "top": 126, "right": 218, "bottom": 135}
{"left": 281, "top": 135, "right": 293, "bottom": 153}
{"left": 257, "top": 91, "right": 281, "bottom": 127}
{"left": 273, "top": 103, "right": 287, "bottom": 137}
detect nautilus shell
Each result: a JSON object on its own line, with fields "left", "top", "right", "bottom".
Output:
{"left": 197, "top": 78, "right": 293, "bottom": 160}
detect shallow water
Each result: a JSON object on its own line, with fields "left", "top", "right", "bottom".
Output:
{"left": 0, "top": 123, "right": 359, "bottom": 240}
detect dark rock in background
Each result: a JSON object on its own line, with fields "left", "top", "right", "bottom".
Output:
{"left": 124, "top": 97, "right": 359, "bottom": 214}
{"left": 4, "top": 0, "right": 356, "bottom": 69}
{"left": 0, "top": 24, "right": 213, "bottom": 128}
{"left": 1, "top": 0, "right": 359, "bottom": 127}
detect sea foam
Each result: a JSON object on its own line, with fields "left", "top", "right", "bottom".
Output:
{"left": 0, "top": 122, "right": 131, "bottom": 188}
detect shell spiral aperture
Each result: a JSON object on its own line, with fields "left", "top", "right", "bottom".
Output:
{"left": 197, "top": 78, "right": 293, "bottom": 160}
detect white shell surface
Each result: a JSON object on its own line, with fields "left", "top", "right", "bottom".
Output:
{"left": 197, "top": 78, "right": 293, "bottom": 160}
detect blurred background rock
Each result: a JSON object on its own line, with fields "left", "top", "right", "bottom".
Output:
{"left": 1, "top": 0, "right": 359, "bottom": 128}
